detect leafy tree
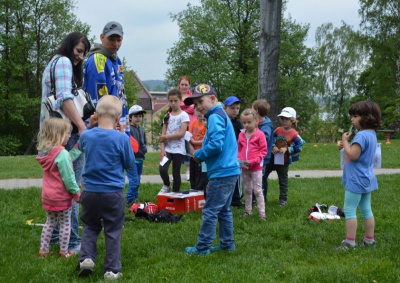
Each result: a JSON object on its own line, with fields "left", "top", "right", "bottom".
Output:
{"left": 314, "top": 22, "right": 367, "bottom": 128}
{"left": 0, "top": 0, "right": 89, "bottom": 154}
{"left": 359, "top": 0, "right": 400, "bottom": 127}
{"left": 166, "top": 0, "right": 316, "bottom": 131}
{"left": 166, "top": 0, "right": 260, "bottom": 105}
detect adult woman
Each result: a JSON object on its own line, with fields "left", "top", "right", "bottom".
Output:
{"left": 40, "top": 32, "right": 91, "bottom": 254}
{"left": 178, "top": 76, "right": 194, "bottom": 181}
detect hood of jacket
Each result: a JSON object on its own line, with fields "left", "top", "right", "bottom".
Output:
{"left": 36, "top": 146, "right": 64, "bottom": 171}
{"left": 87, "top": 43, "right": 118, "bottom": 61}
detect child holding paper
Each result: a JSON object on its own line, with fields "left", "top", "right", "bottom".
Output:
{"left": 264, "top": 107, "right": 304, "bottom": 206}
{"left": 159, "top": 89, "right": 190, "bottom": 193}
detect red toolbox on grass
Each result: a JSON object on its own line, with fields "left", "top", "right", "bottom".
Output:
{"left": 157, "top": 191, "right": 205, "bottom": 213}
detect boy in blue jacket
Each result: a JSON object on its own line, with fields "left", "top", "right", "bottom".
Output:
{"left": 183, "top": 84, "right": 240, "bottom": 255}
{"left": 252, "top": 99, "right": 274, "bottom": 202}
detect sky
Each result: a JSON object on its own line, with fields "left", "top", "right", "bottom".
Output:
{"left": 75, "top": 0, "right": 361, "bottom": 81}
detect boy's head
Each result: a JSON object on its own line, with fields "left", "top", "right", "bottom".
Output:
{"left": 223, "top": 96, "right": 241, "bottom": 119}
{"left": 184, "top": 84, "right": 218, "bottom": 115}
{"left": 252, "top": 99, "right": 270, "bottom": 118}
{"left": 278, "top": 107, "right": 297, "bottom": 128}
{"left": 96, "top": 95, "right": 122, "bottom": 125}
{"left": 129, "top": 105, "right": 146, "bottom": 126}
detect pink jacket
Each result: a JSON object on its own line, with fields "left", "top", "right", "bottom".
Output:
{"left": 36, "top": 146, "right": 80, "bottom": 211}
{"left": 238, "top": 128, "right": 267, "bottom": 171}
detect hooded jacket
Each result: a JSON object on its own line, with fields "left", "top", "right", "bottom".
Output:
{"left": 257, "top": 117, "right": 274, "bottom": 164}
{"left": 194, "top": 105, "right": 240, "bottom": 179}
{"left": 238, "top": 128, "right": 267, "bottom": 171}
{"left": 36, "top": 146, "right": 80, "bottom": 211}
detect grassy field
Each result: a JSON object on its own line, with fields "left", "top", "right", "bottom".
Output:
{"left": 1, "top": 175, "right": 400, "bottom": 282}
{"left": 0, "top": 139, "right": 399, "bottom": 179}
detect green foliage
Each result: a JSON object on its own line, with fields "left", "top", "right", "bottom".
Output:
{"left": 0, "top": 0, "right": 90, "bottom": 155}
{"left": 1, "top": 176, "right": 400, "bottom": 282}
{"left": 167, "top": 0, "right": 317, "bottom": 130}
{"left": 148, "top": 109, "right": 168, "bottom": 151}
{"left": 0, "top": 135, "right": 22, "bottom": 156}
{"left": 358, "top": 0, "right": 400, "bottom": 127}
{"left": 315, "top": 22, "right": 367, "bottom": 128}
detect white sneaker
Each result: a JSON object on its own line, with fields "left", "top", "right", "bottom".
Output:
{"left": 185, "top": 172, "right": 190, "bottom": 181}
{"left": 78, "top": 258, "right": 95, "bottom": 277}
{"left": 104, "top": 271, "right": 123, "bottom": 280}
{"left": 159, "top": 185, "right": 170, "bottom": 193}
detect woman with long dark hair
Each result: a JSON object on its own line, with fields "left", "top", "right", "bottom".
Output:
{"left": 40, "top": 32, "right": 91, "bottom": 255}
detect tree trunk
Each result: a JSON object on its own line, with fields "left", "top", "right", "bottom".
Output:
{"left": 258, "top": 0, "right": 282, "bottom": 126}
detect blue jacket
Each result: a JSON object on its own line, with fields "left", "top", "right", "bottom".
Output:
{"left": 83, "top": 43, "right": 129, "bottom": 136}
{"left": 195, "top": 105, "right": 240, "bottom": 179}
{"left": 258, "top": 117, "right": 274, "bottom": 164}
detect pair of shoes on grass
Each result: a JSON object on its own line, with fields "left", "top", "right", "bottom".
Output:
{"left": 77, "top": 258, "right": 122, "bottom": 280}
{"left": 336, "top": 237, "right": 376, "bottom": 251}
{"left": 185, "top": 244, "right": 236, "bottom": 255}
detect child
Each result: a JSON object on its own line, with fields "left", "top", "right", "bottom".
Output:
{"left": 336, "top": 100, "right": 381, "bottom": 250}
{"left": 252, "top": 99, "right": 274, "bottom": 202}
{"left": 36, "top": 118, "right": 81, "bottom": 258}
{"left": 126, "top": 105, "right": 148, "bottom": 205}
{"left": 223, "top": 96, "right": 243, "bottom": 207}
{"left": 189, "top": 106, "right": 207, "bottom": 191}
{"left": 238, "top": 108, "right": 267, "bottom": 220}
{"left": 264, "top": 107, "right": 304, "bottom": 206}
{"left": 184, "top": 84, "right": 240, "bottom": 255}
{"left": 77, "top": 95, "right": 136, "bottom": 280}
{"left": 159, "top": 89, "right": 190, "bottom": 193}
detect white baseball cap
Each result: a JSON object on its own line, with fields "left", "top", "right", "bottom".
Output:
{"left": 278, "top": 107, "right": 296, "bottom": 119}
{"left": 129, "top": 105, "right": 146, "bottom": 115}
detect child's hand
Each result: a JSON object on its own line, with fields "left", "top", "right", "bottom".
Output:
{"left": 159, "top": 150, "right": 166, "bottom": 162}
{"left": 244, "top": 161, "right": 251, "bottom": 167}
{"left": 73, "top": 192, "right": 81, "bottom": 203}
{"left": 342, "top": 132, "right": 351, "bottom": 142}
{"left": 279, "top": 147, "right": 287, "bottom": 154}
{"left": 160, "top": 135, "right": 166, "bottom": 142}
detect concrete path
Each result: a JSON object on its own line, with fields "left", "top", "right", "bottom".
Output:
{"left": 1, "top": 168, "right": 400, "bottom": 189}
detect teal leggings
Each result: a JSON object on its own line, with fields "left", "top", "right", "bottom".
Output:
{"left": 343, "top": 190, "right": 373, "bottom": 220}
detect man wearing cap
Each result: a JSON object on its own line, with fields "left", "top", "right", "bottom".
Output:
{"left": 84, "top": 21, "right": 129, "bottom": 135}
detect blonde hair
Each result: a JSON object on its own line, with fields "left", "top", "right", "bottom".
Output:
{"left": 96, "top": 95, "right": 122, "bottom": 119}
{"left": 240, "top": 108, "right": 259, "bottom": 123}
{"left": 37, "top": 118, "right": 71, "bottom": 152}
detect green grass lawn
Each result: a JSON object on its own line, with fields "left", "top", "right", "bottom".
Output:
{"left": 0, "top": 139, "right": 399, "bottom": 179}
{"left": 1, "top": 176, "right": 400, "bottom": 282}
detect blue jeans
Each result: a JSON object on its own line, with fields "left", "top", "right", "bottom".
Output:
{"left": 51, "top": 133, "right": 83, "bottom": 248}
{"left": 126, "top": 160, "right": 142, "bottom": 202}
{"left": 195, "top": 175, "right": 238, "bottom": 251}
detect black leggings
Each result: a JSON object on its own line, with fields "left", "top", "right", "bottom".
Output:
{"left": 159, "top": 152, "right": 185, "bottom": 192}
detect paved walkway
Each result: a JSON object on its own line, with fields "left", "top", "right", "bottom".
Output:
{"left": 1, "top": 168, "right": 400, "bottom": 189}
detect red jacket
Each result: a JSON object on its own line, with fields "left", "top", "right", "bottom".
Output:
{"left": 238, "top": 129, "right": 267, "bottom": 171}
{"left": 36, "top": 146, "right": 80, "bottom": 211}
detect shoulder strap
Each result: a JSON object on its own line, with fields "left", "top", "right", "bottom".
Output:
{"left": 49, "top": 56, "right": 61, "bottom": 99}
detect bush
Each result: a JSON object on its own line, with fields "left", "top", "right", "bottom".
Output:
{"left": 0, "top": 135, "right": 22, "bottom": 156}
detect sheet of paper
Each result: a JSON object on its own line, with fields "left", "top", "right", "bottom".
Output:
{"left": 160, "top": 156, "right": 169, "bottom": 166}
{"left": 184, "top": 131, "right": 192, "bottom": 141}
{"left": 274, "top": 153, "right": 284, "bottom": 165}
